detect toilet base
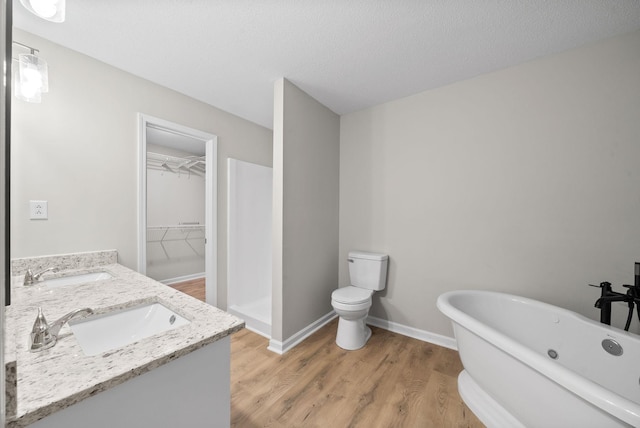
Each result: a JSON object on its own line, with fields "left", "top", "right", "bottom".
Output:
{"left": 336, "top": 317, "right": 372, "bottom": 350}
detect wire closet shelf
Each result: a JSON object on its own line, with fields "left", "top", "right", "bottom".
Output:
{"left": 146, "top": 224, "right": 205, "bottom": 259}
{"left": 146, "top": 151, "right": 206, "bottom": 177}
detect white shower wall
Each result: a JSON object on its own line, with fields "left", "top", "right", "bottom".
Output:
{"left": 227, "top": 159, "right": 273, "bottom": 337}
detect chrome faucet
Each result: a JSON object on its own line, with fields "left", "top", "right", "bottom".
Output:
{"left": 30, "top": 307, "right": 94, "bottom": 352}
{"left": 23, "top": 266, "right": 59, "bottom": 286}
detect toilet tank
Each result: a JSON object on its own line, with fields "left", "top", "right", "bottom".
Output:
{"left": 348, "top": 251, "right": 389, "bottom": 291}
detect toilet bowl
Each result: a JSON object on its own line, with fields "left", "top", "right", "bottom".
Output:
{"left": 331, "top": 287, "right": 373, "bottom": 350}
{"left": 331, "top": 251, "right": 388, "bottom": 350}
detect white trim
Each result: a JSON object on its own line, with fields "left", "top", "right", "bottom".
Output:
{"left": 264, "top": 312, "right": 458, "bottom": 354}
{"left": 366, "top": 315, "right": 458, "bottom": 350}
{"left": 267, "top": 340, "right": 284, "bottom": 354}
{"left": 137, "top": 115, "right": 147, "bottom": 275}
{"left": 268, "top": 311, "right": 337, "bottom": 354}
{"left": 159, "top": 272, "right": 205, "bottom": 286}
{"left": 226, "top": 158, "right": 235, "bottom": 312}
{"left": 137, "top": 114, "right": 218, "bottom": 307}
{"left": 204, "top": 137, "right": 218, "bottom": 307}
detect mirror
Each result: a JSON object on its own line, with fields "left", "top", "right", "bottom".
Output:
{"left": 9, "top": 30, "right": 224, "bottom": 299}
{"left": 9, "top": 17, "right": 273, "bottom": 310}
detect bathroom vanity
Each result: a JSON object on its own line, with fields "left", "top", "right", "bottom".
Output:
{"left": 4, "top": 250, "right": 243, "bottom": 427}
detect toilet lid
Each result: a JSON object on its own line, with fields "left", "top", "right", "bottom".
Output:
{"left": 332, "top": 286, "right": 373, "bottom": 304}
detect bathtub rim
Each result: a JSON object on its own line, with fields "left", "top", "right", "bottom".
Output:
{"left": 437, "top": 289, "right": 640, "bottom": 426}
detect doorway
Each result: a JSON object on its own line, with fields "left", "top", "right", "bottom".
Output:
{"left": 138, "top": 114, "right": 218, "bottom": 306}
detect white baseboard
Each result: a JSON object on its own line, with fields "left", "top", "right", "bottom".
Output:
{"left": 367, "top": 315, "right": 458, "bottom": 350}
{"left": 264, "top": 312, "right": 457, "bottom": 354}
{"left": 268, "top": 311, "right": 337, "bottom": 355}
{"left": 160, "top": 272, "right": 205, "bottom": 286}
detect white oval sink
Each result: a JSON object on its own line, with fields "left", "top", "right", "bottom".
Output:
{"left": 45, "top": 271, "right": 113, "bottom": 288}
{"left": 69, "top": 302, "right": 190, "bottom": 356}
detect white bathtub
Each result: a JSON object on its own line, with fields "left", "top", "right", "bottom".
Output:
{"left": 437, "top": 290, "right": 640, "bottom": 428}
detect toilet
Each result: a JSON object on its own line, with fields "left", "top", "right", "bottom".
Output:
{"left": 331, "top": 251, "right": 389, "bottom": 350}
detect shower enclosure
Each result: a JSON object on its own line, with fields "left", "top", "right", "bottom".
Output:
{"left": 227, "top": 158, "right": 272, "bottom": 337}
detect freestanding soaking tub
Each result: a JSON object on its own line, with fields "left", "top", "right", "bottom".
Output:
{"left": 437, "top": 290, "right": 640, "bottom": 427}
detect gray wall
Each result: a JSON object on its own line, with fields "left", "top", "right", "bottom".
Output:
{"left": 340, "top": 30, "right": 640, "bottom": 337}
{"left": 272, "top": 78, "right": 340, "bottom": 341}
{"left": 11, "top": 29, "right": 272, "bottom": 309}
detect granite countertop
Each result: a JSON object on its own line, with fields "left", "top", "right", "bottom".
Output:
{"left": 5, "top": 256, "right": 244, "bottom": 427}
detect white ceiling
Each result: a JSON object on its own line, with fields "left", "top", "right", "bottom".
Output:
{"left": 13, "top": 1, "right": 640, "bottom": 129}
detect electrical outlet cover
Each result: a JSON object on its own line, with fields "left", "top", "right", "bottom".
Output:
{"left": 30, "top": 200, "right": 48, "bottom": 220}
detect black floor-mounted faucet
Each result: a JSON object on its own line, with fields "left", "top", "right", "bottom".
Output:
{"left": 591, "top": 262, "right": 640, "bottom": 331}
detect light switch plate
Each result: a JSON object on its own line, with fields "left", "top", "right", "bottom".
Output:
{"left": 30, "top": 200, "right": 48, "bottom": 220}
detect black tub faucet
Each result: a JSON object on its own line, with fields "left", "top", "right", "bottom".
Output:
{"left": 593, "top": 282, "right": 627, "bottom": 325}
{"left": 591, "top": 262, "right": 640, "bottom": 331}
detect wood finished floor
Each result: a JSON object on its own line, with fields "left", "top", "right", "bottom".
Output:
{"left": 172, "top": 280, "right": 483, "bottom": 427}
{"left": 231, "top": 322, "right": 483, "bottom": 428}
{"left": 169, "top": 277, "right": 206, "bottom": 302}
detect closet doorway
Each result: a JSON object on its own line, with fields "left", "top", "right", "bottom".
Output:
{"left": 137, "top": 114, "right": 218, "bottom": 307}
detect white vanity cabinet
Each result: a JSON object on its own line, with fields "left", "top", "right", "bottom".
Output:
{"left": 28, "top": 337, "right": 230, "bottom": 428}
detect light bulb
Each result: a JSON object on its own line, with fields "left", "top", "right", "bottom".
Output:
{"left": 21, "top": 69, "right": 43, "bottom": 95}
{"left": 20, "top": 0, "right": 65, "bottom": 23}
{"left": 16, "top": 53, "right": 48, "bottom": 103}
{"left": 29, "top": 0, "right": 57, "bottom": 18}
{"left": 15, "top": 70, "right": 42, "bottom": 103}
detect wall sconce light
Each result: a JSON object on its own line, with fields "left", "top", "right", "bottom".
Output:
{"left": 19, "top": 0, "right": 65, "bottom": 23}
{"left": 13, "top": 41, "right": 49, "bottom": 103}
